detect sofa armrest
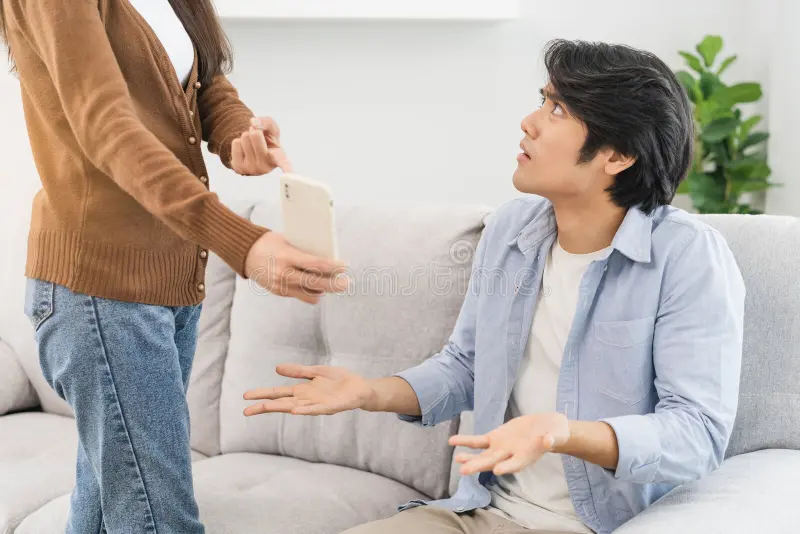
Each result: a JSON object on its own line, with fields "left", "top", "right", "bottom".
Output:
{"left": 0, "top": 338, "right": 39, "bottom": 415}
{"left": 614, "top": 449, "right": 800, "bottom": 534}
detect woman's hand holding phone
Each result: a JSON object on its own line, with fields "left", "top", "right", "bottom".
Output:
{"left": 244, "top": 231, "right": 348, "bottom": 305}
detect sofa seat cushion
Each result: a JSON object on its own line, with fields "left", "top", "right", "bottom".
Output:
{"left": 0, "top": 413, "right": 77, "bottom": 534}
{"left": 18, "top": 453, "right": 422, "bottom": 534}
{"left": 2, "top": 413, "right": 207, "bottom": 534}
{"left": 193, "top": 453, "right": 425, "bottom": 534}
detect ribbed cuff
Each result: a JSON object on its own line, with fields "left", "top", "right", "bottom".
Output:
{"left": 193, "top": 197, "right": 269, "bottom": 278}
{"left": 216, "top": 113, "right": 253, "bottom": 169}
{"left": 217, "top": 130, "right": 240, "bottom": 169}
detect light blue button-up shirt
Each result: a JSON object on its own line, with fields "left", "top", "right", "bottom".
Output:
{"left": 396, "top": 196, "right": 745, "bottom": 534}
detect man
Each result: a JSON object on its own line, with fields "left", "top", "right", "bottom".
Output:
{"left": 243, "top": 39, "right": 745, "bottom": 534}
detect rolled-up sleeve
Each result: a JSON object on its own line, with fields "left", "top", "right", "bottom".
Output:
{"left": 602, "top": 228, "right": 745, "bottom": 485}
{"left": 395, "top": 217, "right": 493, "bottom": 428}
{"left": 396, "top": 340, "right": 476, "bottom": 427}
{"left": 602, "top": 414, "right": 662, "bottom": 482}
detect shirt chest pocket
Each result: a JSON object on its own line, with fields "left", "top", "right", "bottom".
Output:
{"left": 592, "top": 317, "right": 655, "bottom": 405}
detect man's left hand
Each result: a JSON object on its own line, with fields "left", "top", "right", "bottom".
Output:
{"left": 450, "top": 412, "right": 571, "bottom": 476}
{"left": 231, "top": 116, "right": 294, "bottom": 176}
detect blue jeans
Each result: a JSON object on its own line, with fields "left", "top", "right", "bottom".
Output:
{"left": 24, "top": 278, "right": 205, "bottom": 534}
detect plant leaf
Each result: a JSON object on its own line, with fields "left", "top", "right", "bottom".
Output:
{"left": 695, "top": 101, "right": 716, "bottom": 125}
{"left": 702, "top": 117, "right": 740, "bottom": 143}
{"left": 675, "top": 70, "right": 695, "bottom": 90}
{"left": 679, "top": 51, "right": 705, "bottom": 74}
{"left": 728, "top": 156, "right": 771, "bottom": 180}
{"left": 697, "top": 35, "right": 724, "bottom": 67}
{"left": 737, "top": 180, "right": 772, "bottom": 193}
{"left": 740, "top": 132, "right": 769, "bottom": 151}
{"left": 733, "top": 204, "right": 763, "bottom": 215}
{"left": 675, "top": 71, "right": 700, "bottom": 103}
{"left": 711, "top": 108, "right": 735, "bottom": 120}
{"left": 714, "top": 83, "right": 762, "bottom": 107}
{"left": 748, "top": 162, "right": 771, "bottom": 180}
{"left": 687, "top": 171, "right": 727, "bottom": 212}
{"left": 699, "top": 71, "right": 723, "bottom": 99}
{"left": 717, "top": 54, "right": 737, "bottom": 76}
{"left": 708, "top": 141, "right": 730, "bottom": 165}
{"left": 740, "top": 115, "right": 762, "bottom": 131}
{"left": 729, "top": 175, "right": 773, "bottom": 201}
{"left": 738, "top": 115, "right": 763, "bottom": 142}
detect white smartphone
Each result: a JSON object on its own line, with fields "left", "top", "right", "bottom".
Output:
{"left": 280, "top": 173, "right": 339, "bottom": 260}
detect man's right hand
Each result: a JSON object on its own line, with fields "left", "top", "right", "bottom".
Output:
{"left": 243, "top": 364, "right": 377, "bottom": 416}
{"left": 244, "top": 231, "right": 348, "bottom": 305}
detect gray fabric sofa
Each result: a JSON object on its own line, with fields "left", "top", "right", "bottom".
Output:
{"left": 1, "top": 202, "right": 798, "bottom": 534}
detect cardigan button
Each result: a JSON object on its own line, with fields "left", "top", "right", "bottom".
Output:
{"left": 199, "top": 175, "right": 208, "bottom": 184}
{"left": 199, "top": 250, "right": 208, "bottom": 259}
{"left": 194, "top": 81, "right": 202, "bottom": 89}
{"left": 197, "top": 283, "right": 205, "bottom": 292}
{"left": 188, "top": 136, "right": 197, "bottom": 145}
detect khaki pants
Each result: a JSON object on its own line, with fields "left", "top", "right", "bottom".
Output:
{"left": 342, "top": 506, "right": 571, "bottom": 534}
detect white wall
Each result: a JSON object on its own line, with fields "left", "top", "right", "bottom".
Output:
{"left": 765, "top": 0, "right": 799, "bottom": 216}
{"left": 0, "top": 0, "right": 781, "bottom": 216}
{"left": 205, "top": 0, "right": 773, "bottom": 209}
{"left": 0, "top": 70, "right": 41, "bottom": 354}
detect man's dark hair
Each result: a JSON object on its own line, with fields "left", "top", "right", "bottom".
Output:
{"left": 544, "top": 39, "right": 694, "bottom": 214}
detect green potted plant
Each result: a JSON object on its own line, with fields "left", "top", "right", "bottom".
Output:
{"left": 675, "top": 35, "right": 777, "bottom": 214}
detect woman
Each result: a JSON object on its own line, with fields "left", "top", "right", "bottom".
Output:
{"left": 1, "top": 0, "right": 346, "bottom": 532}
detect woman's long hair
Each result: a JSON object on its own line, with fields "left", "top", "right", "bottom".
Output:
{"left": 0, "top": 0, "right": 12, "bottom": 70}
{"left": 0, "top": 0, "right": 233, "bottom": 84}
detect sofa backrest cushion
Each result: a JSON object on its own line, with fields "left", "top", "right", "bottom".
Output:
{"left": 0, "top": 339, "right": 38, "bottom": 414}
{"left": 218, "top": 202, "right": 491, "bottom": 499}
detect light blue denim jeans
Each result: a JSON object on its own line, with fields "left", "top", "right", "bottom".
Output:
{"left": 24, "top": 278, "right": 205, "bottom": 534}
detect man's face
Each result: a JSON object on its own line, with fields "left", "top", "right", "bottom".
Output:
{"left": 513, "top": 86, "right": 611, "bottom": 202}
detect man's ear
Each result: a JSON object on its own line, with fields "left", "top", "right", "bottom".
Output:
{"left": 604, "top": 150, "right": 637, "bottom": 176}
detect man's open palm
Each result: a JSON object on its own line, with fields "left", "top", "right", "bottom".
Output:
{"left": 450, "top": 413, "right": 571, "bottom": 476}
{"left": 243, "top": 364, "right": 375, "bottom": 416}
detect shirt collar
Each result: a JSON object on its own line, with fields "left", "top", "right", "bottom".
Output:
{"left": 508, "top": 200, "right": 654, "bottom": 264}
{"left": 507, "top": 205, "right": 556, "bottom": 256}
{"left": 611, "top": 205, "right": 654, "bottom": 263}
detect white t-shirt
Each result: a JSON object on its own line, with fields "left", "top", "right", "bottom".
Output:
{"left": 487, "top": 239, "right": 609, "bottom": 533}
{"left": 128, "top": 0, "right": 195, "bottom": 85}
